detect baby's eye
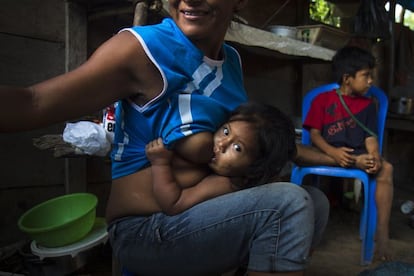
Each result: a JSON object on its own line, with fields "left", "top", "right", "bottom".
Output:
{"left": 223, "top": 126, "right": 229, "bottom": 136}
{"left": 233, "top": 143, "right": 242, "bottom": 152}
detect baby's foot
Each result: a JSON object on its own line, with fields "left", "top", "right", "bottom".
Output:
{"left": 375, "top": 237, "right": 393, "bottom": 262}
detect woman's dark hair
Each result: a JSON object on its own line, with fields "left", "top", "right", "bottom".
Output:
{"left": 229, "top": 102, "right": 297, "bottom": 187}
{"left": 332, "top": 46, "right": 376, "bottom": 85}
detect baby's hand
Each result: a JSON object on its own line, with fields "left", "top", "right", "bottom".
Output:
{"left": 145, "top": 138, "right": 173, "bottom": 165}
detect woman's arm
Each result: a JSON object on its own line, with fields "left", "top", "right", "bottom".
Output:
{"left": 310, "top": 128, "right": 355, "bottom": 167}
{"left": 0, "top": 31, "right": 161, "bottom": 132}
{"left": 294, "top": 144, "right": 337, "bottom": 166}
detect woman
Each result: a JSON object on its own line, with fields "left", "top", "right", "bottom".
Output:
{"left": 1, "top": 0, "right": 328, "bottom": 275}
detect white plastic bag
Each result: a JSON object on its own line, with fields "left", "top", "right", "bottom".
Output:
{"left": 63, "top": 121, "right": 111, "bottom": 156}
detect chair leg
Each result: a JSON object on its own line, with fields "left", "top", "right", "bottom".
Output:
{"left": 359, "top": 190, "right": 367, "bottom": 241}
{"left": 121, "top": 268, "right": 136, "bottom": 276}
{"left": 290, "top": 167, "right": 303, "bottom": 185}
{"left": 360, "top": 181, "right": 377, "bottom": 265}
{"left": 354, "top": 179, "right": 362, "bottom": 204}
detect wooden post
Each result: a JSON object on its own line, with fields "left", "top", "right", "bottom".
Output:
{"left": 131, "top": 0, "right": 164, "bottom": 26}
{"left": 388, "top": 0, "right": 396, "bottom": 94}
{"left": 133, "top": 0, "right": 149, "bottom": 26}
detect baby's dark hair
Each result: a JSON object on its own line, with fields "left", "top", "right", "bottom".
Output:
{"left": 229, "top": 102, "right": 297, "bottom": 187}
{"left": 332, "top": 46, "right": 376, "bottom": 85}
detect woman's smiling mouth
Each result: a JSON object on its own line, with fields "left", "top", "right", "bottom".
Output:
{"left": 181, "top": 9, "right": 209, "bottom": 19}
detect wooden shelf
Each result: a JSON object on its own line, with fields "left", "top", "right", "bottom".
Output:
{"left": 386, "top": 113, "right": 414, "bottom": 132}
{"left": 225, "top": 22, "right": 336, "bottom": 61}
{"left": 159, "top": 0, "right": 336, "bottom": 61}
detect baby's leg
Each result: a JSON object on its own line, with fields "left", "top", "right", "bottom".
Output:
{"left": 375, "top": 160, "right": 394, "bottom": 261}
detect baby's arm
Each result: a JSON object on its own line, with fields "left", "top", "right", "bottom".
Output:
{"left": 310, "top": 128, "right": 355, "bottom": 167}
{"left": 146, "top": 138, "right": 236, "bottom": 215}
{"left": 146, "top": 138, "right": 180, "bottom": 212}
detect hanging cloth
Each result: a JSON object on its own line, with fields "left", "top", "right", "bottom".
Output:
{"left": 353, "top": 0, "right": 390, "bottom": 39}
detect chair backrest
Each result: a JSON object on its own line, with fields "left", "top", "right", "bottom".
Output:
{"left": 301, "top": 83, "right": 389, "bottom": 154}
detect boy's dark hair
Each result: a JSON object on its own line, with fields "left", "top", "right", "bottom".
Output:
{"left": 229, "top": 102, "right": 297, "bottom": 187}
{"left": 332, "top": 46, "right": 376, "bottom": 85}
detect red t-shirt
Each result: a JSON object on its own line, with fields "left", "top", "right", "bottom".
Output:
{"left": 303, "top": 89, "right": 377, "bottom": 154}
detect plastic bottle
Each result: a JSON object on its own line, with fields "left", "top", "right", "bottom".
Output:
{"left": 400, "top": 200, "right": 414, "bottom": 215}
{"left": 102, "top": 103, "right": 116, "bottom": 142}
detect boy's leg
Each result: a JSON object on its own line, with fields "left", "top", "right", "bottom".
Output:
{"left": 375, "top": 159, "right": 394, "bottom": 260}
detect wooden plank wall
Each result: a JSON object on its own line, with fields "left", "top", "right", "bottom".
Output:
{"left": 0, "top": 0, "right": 87, "bottom": 247}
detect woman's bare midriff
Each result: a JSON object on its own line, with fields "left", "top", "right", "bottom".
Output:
{"left": 105, "top": 168, "right": 160, "bottom": 223}
{"left": 105, "top": 133, "right": 213, "bottom": 223}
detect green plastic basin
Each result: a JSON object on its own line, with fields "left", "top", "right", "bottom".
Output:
{"left": 18, "top": 193, "right": 97, "bottom": 248}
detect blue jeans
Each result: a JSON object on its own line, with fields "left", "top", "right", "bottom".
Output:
{"left": 108, "top": 182, "right": 328, "bottom": 275}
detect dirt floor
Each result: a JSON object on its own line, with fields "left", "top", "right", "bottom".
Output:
{"left": 306, "top": 185, "right": 414, "bottom": 276}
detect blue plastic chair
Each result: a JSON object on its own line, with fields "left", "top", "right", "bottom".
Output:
{"left": 122, "top": 268, "right": 135, "bottom": 276}
{"left": 290, "top": 83, "right": 388, "bottom": 265}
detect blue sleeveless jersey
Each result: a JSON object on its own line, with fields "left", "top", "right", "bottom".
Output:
{"left": 111, "top": 18, "right": 247, "bottom": 179}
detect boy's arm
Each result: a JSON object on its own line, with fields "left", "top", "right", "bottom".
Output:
{"left": 365, "top": 136, "right": 382, "bottom": 173}
{"left": 310, "top": 128, "right": 355, "bottom": 167}
{"left": 365, "top": 136, "right": 380, "bottom": 157}
{"left": 146, "top": 138, "right": 236, "bottom": 215}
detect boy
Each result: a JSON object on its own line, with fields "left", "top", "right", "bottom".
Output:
{"left": 303, "top": 46, "right": 393, "bottom": 261}
{"left": 145, "top": 102, "right": 298, "bottom": 215}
